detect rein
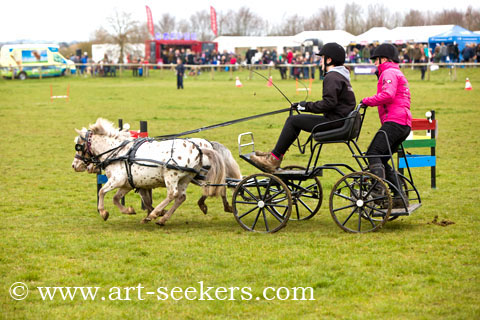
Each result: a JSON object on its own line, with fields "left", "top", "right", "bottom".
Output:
{"left": 154, "top": 107, "right": 291, "bottom": 140}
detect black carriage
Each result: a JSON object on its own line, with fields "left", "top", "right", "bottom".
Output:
{"left": 231, "top": 104, "right": 422, "bottom": 233}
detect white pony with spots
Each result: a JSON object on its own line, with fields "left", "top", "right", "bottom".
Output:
{"left": 72, "top": 118, "right": 236, "bottom": 226}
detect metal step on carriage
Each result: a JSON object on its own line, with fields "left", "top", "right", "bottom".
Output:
{"left": 230, "top": 103, "right": 422, "bottom": 233}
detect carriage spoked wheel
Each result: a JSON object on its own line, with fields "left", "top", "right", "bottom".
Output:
{"left": 281, "top": 165, "right": 323, "bottom": 221}
{"left": 232, "top": 173, "right": 292, "bottom": 233}
{"left": 329, "top": 172, "right": 392, "bottom": 233}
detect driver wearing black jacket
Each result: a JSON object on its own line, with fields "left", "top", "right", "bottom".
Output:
{"left": 250, "top": 42, "right": 356, "bottom": 173}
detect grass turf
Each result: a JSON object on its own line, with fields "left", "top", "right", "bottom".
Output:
{"left": 0, "top": 66, "right": 479, "bottom": 319}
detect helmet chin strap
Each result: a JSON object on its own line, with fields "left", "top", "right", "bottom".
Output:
{"left": 322, "top": 57, "right": 334, "bottom": 77}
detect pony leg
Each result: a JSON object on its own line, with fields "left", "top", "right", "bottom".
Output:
{"left": 97, "top": 181, "right": 119, "bottom": 221}
{"left": 156, "top": 181, "right": 189, "bottom": 226}
{"left": 138, "top": 188, "right": 154, "bottom": 214}
{"left": 156, "top": 192, "right": 186, "bottom": 226}
{"left": 113, "top": 188, "right": 135, "bottom": 215}
{"left": 197, "top": 195, "right": 208, "bottom": 215}
{"left": 221, "top": 187, "right": 233, "bottom": 213}
{"left": 140, "top": 193, "right": 174, "bottom": 224}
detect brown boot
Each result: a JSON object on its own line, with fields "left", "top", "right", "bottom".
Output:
{"left": 254, "top": 150, "right": 271, "bottom": 157}
{"left": 250, "top": 153, "right": 282, "bottom": 173}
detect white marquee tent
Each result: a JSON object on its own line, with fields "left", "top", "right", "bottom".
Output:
{"left": 390, "top": 25, "right": 454, "bottom": 44}
{"left": 214, "top": 36, "right": 298, "bottom": 54}
{"left": 214, "top": 30, "right": 356, "bottom": 54}
{"left": 353, "top": 27, "right": 392, "bottom": 45}
{"left": 293, "top": 30, "right": 356, "bottom": 47}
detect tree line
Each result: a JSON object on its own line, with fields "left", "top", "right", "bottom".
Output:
{"left": 92, "top": 4, "right": 480, "bottom": 43}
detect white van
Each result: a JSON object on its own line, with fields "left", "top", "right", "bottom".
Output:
{"left": 0, "top": 44, "right": 76, "bottom": 80}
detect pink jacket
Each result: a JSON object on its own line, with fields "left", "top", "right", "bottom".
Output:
{"left": 362, "top": 62, "right": 412, "bottom": 127}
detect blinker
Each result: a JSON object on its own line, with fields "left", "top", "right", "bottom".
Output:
{"left": 75, "top": 144, "right": 84, "bottom": 152}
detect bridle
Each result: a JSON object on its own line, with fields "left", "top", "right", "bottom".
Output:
{"left": 74, "top": 130, "right": 132, "bottom": 169}
{"left": 74, "top": 130, "right": 96, "bottom": 165}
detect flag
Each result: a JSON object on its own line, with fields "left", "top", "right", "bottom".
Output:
{"left": 146, "top": 5, "right": 154, "bottom": 38}
{"left": 210, "top": 6, "right": 218, "bottom": 36}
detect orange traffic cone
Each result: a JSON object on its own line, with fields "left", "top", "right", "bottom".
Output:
{"left": 465, "top": 78, "right": 473, "bottom": 90}
{"left": 235, "top": 76, "right": 243, "bottom": 87}
{"left": 266, "top": 76, "right": 273, "bottom": 87}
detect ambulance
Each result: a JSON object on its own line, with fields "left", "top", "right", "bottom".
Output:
{"left": 0, "top": 44, "right": 76, "bottom": 80}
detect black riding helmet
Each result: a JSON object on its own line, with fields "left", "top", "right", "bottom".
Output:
{"left": 316, "top": 42, "right": 345, "bottom": 66}
{"left": 371, "top": 43, "right": 400, "bottom": 63}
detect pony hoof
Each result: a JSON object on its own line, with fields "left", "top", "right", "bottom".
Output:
{"left": 200, "top": 205, "right": 208, "bottom": 215}
{"left": 155, "top": 220, "right": 165, "bottom": 226}
{"left": 99, "top": 210, "right": 109, "bottom": 221}
{"left": 224, "top": 206, "right": 233, "bottom": 213}
{"left": 126, "top": 207, "right": 136, "bottom": 215}
{"left": 141, "top": 218, "right": 151, "bottom": 224}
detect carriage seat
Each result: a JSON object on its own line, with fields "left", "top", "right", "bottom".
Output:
{"left": 312, "top": 107, "right": 362, "bottom": 143}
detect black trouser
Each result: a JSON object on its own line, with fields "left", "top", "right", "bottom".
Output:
{"left": 272, "top": 114, "right": 342, "bottom": 158}
{"left": 367, "top": 121, "right": 411, "bottom": 171}
{"left": 177, "top": 75, "right": 183, "bottom": 89}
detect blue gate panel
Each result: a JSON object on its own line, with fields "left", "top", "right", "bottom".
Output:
{"left": 97, "top": 174, "right": 108, "bottom": 184}
{"left": 399, "top": 155, "right": 436, "bottom": 168}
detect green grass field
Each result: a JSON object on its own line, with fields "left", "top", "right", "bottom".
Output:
{"left": 1, "top": 67, "right": 479, "bottom": 319}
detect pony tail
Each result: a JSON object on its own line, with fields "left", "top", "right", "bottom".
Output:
{"left": 201, "top": 148, "right": 226, "bottom": 197}
{"left": 210, "top": 141, "right": 242, "bottom": 179}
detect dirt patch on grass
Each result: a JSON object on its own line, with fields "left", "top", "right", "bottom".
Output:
{"left": 429, "top": 215, "right": 455, "bottom": 227}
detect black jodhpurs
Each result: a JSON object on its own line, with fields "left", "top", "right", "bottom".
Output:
{"left": 367, "top": 121, "right": 411, "bottom": 171}
{"left": 272, "top": 114, "right": 343, "bottom": 158}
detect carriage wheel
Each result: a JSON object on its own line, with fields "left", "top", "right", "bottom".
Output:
{"left": 232, "top": 173, "right": 292, "bottom": 233}
{"left": 282, "top": 165, "right": 322, "bottom": 221}
{"left": 329, "top": 172, "right": 392, "bottom": 233}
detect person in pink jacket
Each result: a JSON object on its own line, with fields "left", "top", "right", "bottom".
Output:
{"left": 361, "top": 43, "right": 412, "bottom": 205}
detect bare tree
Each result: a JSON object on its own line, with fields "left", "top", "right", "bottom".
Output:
{"left": 464, "top": 6, "right": 480, "bottom": 30}
{"left": 390, "top": 12, "right": 403, "bottom": 28}
{"left": 130, "top": 23, "right": 150, "bottom": 43}
{"left": 270, "top": 14, "right": 305, "bottom": 36}
{"left": 106, "top": 10, "right": 139, "bottom": 63}
{"left": 403, "top": 9, "right": 426, "bottom": 26}
{"left": 365, "top": 4, "right": 392, "bottom": 29}
{"left": 434, "top": 9, "right": 465, "bottom": 26}
{"left": 343, "top": 3, "right": 365, "bottom": 35}
{"left": 189, "top": 10, "right": 213, "bottom": 41}
{"left": 156, "top": 13, "right": 176, "bottom": 34}
{"left": 220, "top": 7, "right": 265, "bottom": 36}
{"left": 90, "top": 27, "right": 113, "bottom": 44}
{"left": 304, "top": 7, "right": 337, "bottom": 30}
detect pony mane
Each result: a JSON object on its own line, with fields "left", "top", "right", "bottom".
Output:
{"left": 89, "top": 118, "right": 130, "bottom": 139}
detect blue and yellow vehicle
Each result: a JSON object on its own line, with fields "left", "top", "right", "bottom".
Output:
{"left": 0, "top": 44, "right": 76, "bottom": 80}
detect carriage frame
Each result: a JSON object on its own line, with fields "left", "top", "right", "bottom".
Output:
{"left": 226, "top": 104, "right": 422, "bottom": 233}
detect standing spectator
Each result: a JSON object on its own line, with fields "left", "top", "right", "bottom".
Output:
{"left": 419, "top": 46, "right": 427, "bottom": 80}
{"left": 132, "top": 57, "right": 138, "bottom": 77}
{"left": 447, "top": 43, "right": 455, "bottom": 62}
{"left": 175, "top": 58, "right": 185, "bottom": 89}
{"left": 461, "top": 44, "right": 474, "bottom": 62}
{"left": 453, "top": 43, "right": 459, "bottom": 62}
{"left": 277, "top": 51, "right": 287, "bottom": 80}
{"left": 80, "top": 52, "right": 88, "bottom": 75}
{"left": 362, "top": 45, "right": 371, "bottom": 63}
{"left": 433, "top": 44, "right": 441, "bottom": 63}
{"left": 476, "top": 43, "right": 480, "bottom": 63}
{"left": 439, "top": 42, "right": 447, "bottom": 63}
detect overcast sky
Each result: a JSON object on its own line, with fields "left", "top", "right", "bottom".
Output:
{"left": 0, "top": 0, "right": 478, "bottom": 42}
